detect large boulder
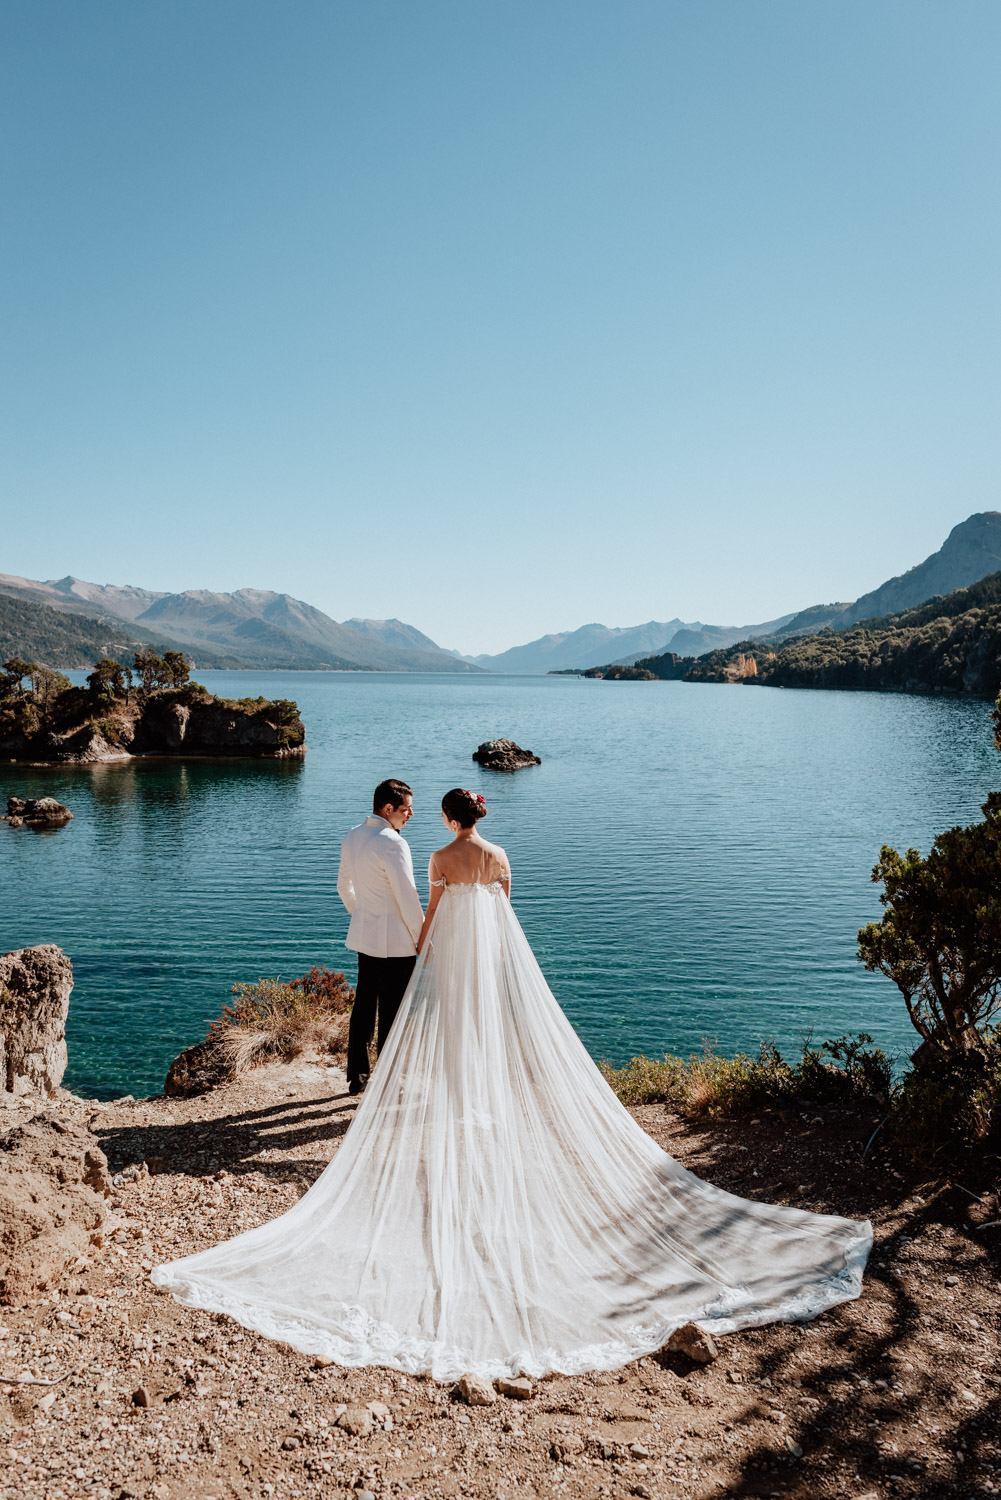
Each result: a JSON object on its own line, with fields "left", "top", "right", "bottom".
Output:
{"left": 0, "top": 1114, "right": 111, "bottom": 1303}
{"left": 472, "top": 739, "right": 542, "bottom": 772}
{"left": 0, "top": 945, "right": 73, "bottom": 1096}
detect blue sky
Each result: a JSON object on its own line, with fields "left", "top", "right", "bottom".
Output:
{"left": 2, "top": 1, "right": 999, "bottom": 654}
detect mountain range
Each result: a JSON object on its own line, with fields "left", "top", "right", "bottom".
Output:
{"left": 558, "top": 511, "right": 1001, "bottom": 672}
{"left": 0, "top": 574, "right": 478, "bottom": 673}
{"left": 2, "top": 511, "right": 999, "bottom": 674}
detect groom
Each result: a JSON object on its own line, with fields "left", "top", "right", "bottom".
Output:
{"left": 337, "top": 778, "right": 424, "bottom": 1095}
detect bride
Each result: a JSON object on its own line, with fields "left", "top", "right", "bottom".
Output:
{"left": 153, "top": 788, "right": 871, "bottom": 1381}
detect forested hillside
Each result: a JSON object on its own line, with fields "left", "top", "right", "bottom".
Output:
{"left": 0, "top": 592, "right": 221, "bottom": 669}
{"left": 672, "top": 571, "right": 1001, "bottom": 697}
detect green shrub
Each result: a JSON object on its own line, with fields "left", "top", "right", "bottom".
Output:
{"left": 92, "top": 716, "right": 122, "bottom": 746}
{"left": 599, "top": 1053, "right": 687, "bottom": 1106}
{"left": 892, "top": 1033, "right": 1001, "bottom": 1165}
{"left": 858, "top": 794, "right": 1001, "bottom": 1055}
{"left": 601, "top": 1034, "right": 892, "bottom": 1118}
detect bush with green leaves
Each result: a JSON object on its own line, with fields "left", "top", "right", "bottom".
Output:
{"left": 601, "top": 1034, "right": 892, "bottom": 1117}
{"left": 858, "top": 793, "right": 1001, "bottom": 1056}
{"left": 892, "top": 1033, "right": 1001, "bottom": 1166}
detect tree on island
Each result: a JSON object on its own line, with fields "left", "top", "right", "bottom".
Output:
{"left": 0, "top": 658, "right": 35, "bottom": 700}
{"left": 1, "top": 657, "right": 72, "bottom": 729}
{"left": 87, "top": 656, "right": 129, "bottom": 704}
{"left": 161, "top": 650, "right": 191, "bottom": 687}
{"left": 28, "top": 662, "right": 72, "bottom": 716}
{"left": 133, "top": 645, "right": 191, "bottom": 693}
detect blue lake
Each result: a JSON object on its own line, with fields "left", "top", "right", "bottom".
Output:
{"left": 1, "top": 672, "right": 996, "bottom": 1099}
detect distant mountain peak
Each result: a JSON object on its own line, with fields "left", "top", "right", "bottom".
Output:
{"left": 840, "top": 509, "right": 1001, "bottom": 626}
{"left": 0, "top": 571, "right": 478, "bottom": 673}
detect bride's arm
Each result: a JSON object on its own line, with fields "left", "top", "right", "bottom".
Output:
{"left": 416, "top": 854, "right": 446, "bottom": 954}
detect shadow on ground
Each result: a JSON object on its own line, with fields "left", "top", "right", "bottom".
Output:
{"left": 650, "top": 1106, "right": 1001, "bottom": 1498}
{"left": 95, "top": 1090, "right": 356, "bottom": 1184}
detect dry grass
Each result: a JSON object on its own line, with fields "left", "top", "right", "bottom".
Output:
{"left": 207, "top": 967, "right": 354, "bottom": 1075}
{"left": 601, "top": 1035, "right": 893, "bottom": 1119}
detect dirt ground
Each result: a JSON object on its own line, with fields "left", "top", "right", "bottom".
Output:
{"left": 1, "top": 1058, "right": 998, "bottom": 1500}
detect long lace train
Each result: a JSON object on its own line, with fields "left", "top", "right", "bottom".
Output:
{"left": 153, "top": 884, "right": 872, "bottom": 1380}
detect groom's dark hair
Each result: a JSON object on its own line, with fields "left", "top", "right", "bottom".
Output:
{"left": 373, "top": 778, "right": 412, "bottom": 813}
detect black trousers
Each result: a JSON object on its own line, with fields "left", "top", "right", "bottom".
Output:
{"left": 347, "top": 952, "right": 417, "bottom": 1084}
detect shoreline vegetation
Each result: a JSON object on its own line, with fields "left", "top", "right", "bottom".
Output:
{"left": 571, "top": 568, "right": 1001, "bottom": 699}
{"left": 0, "top": 651, "right": 305, "bottom": 763}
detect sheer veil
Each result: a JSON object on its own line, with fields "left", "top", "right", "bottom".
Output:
{"left": 153, "top": 882, "right": 871, "bottom": 1381}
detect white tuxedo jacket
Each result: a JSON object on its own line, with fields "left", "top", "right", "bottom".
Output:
{"left": 337, "top": 815, "right": 424, "bottom": 958}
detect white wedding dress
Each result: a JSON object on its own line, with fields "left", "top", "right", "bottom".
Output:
{"left": 153, "top": 879, "right": 872, "bottom": 1380}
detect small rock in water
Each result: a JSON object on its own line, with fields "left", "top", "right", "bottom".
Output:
{"left": 471, "top": 738, "right": 542, "bottom": 772}
{"left": 495, "top": 1376, "right": 533, "bottom": 1399}
{"left": 667, "top": 1321, "right": 718, "bottom": 1364}
{"left": 457, "top": 1372, "right": 496, "bottom": 1405}
{"left": 5, "top": 796, "right": 73, "bottom": 826}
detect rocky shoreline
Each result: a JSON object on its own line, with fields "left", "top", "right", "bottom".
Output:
{"left": 1, "top": 947, "right": 999, "bottom": 1500}
{"left": 0, "top": 1074, "right": 998, "bottom": 1498}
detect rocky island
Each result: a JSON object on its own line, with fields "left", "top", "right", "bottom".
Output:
{"left": 3, "top": 796, "right": 73, "bottom": 828}
{"left": 0, "top": 651, "right": 305, "bottom": 763}
{"left": 471, "top": 738, "right": 542, "bottom": 771}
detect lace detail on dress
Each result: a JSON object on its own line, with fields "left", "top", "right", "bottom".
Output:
{"left": 152, "top": 1220, "right": 871, "bottom": 1381}
{"left": 441, "top": 876, "right": 510, "bottom": 888}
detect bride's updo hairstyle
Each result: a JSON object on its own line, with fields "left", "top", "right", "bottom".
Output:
{"left": 442, "top": 787, "right": 487, "bottom": 829}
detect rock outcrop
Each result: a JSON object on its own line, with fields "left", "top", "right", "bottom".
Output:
{"left": 0, "top": 1113, "right": 111, "bottom": 1302}
{"left": 471, "top": 739, "right": 542, "bottom": 772}
{"left": 4, "top": 795, "right": 73, "bottom": 827}
{"left": 0, "top": 945, "right": 73, "bottom": 1095}
{"left": 163, "top": 1037, "right": 231, "bottom": 1098}
{"left": 1, "top": 685, "right": 307, "bottom": 763}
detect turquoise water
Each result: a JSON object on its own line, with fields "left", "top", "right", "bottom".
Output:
{"left": 1, "top": 672, "right": 996, "bottom": 1099}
